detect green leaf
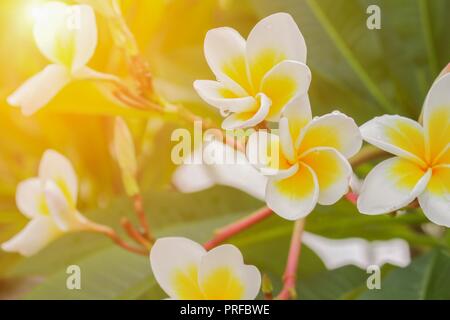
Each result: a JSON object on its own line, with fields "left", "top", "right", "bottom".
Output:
{"left": 360, "top": 250, "right": 450, "bottom": 299}
{"left": 248, "top": 0, "right": 450, "bottom": 121}
{"left": 297, "top": 266, "right": 368, "bottom": 300}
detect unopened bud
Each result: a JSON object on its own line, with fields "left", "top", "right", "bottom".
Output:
{"left": 114, "top": 117, "right": 139, "bottom": 196}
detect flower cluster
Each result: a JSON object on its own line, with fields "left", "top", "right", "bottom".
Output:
{"left": 2, "top": 2, "right": 449, "bottom": 301}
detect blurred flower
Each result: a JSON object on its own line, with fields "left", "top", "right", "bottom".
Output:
{"left": 1, "top": 150, "right": 99, "bottom": 256}
{"left": 150, "top": 237, "right": 261, "bottom": 300}
{"left": 246, "top": 97, "right": 362, "bottom": 220}
{"left": 113, "top": 117, "right": 139, "bottom": 196}
{"left": 194, "top": 12, "right": 311, "bottom": 130}
{"left": 357, "top": 73, "right": 450, "bottom": 227}
{"left": 7, "top": 1, "right": 117, "bottom": 116}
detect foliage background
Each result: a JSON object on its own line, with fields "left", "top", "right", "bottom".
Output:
{"left": 0, "top": 0, "right": 449, "bottom": 299}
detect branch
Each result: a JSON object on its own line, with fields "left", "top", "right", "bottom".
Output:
{"left": 132, "top": 194, "right": 152, "bottom": 240}
{"left": 276, "top": 219, "right": 305, "bottom": 300}
{"left": 89, "top": 223, "right": 148, "bottom": 256}
{"left": 204, "top": 207, "right": 273, "bottom": 250}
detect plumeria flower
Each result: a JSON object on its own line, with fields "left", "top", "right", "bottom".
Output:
{"left": 172, "top": 141, "right": 411, "bottom": 269}
{"left": 7, "top": 1, "right": 117, "bottom": 116}
{"left": 150, "top": 237, "right": 261, "bottom": 300}
{"left": 194, "top": 12, "right": 311, "bottom": 130}
{"left": 1, "top": 150, "right": 99, "bottom": 256}
{"left": 246, "top": 97, "right": 362, "bottom": 220}
{"left": 357, "top": 73, "right": 450, "bottom": 227}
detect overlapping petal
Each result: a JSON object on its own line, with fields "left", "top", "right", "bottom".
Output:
{"left": 422, "top": 73, "right": 450, "bottom": 165}
{"left": 301, "top": 147, "right": 352, "bottom": 205}
{"left": 204, "top": 27, "right": 250, "bottom": 95}
{"left": 260, "top": 60, "right": 311, "bottom": 120}
{"left": 247, "top": 12, "right": 307, "bottom": 88}
{"left": 222, "top": 93, "right": 270, "bottom": 130}
{"left": 39, "top": 150, "right": 78, "bottom": 207}
{"left": 266, "top": 162, "right": 319, "bottom": 220}
{"left": 150, "top": 237, "right": 206, "bottom": 300}
{"left": 418, "top": 166, "right": 450, "bottom": 227}
{"left": 198, "top": 245, "right": 261, "bottom": 300}
{"left": 15, "top": 178, "right": 47, "bottom": 219}
{"left": 33, "top": 2, "right": 97, "bottom": 71}
{"left": 7, "top": 64, "right": 70, "bottom": 116}
{"left": 360, "top": 115, "right": 426, "bottom": 166}
{"left": 357, "top": 157, "right": 431, "bottom": 214}
{"left": 193, "top": 80, "right": 256, "bottom": 113}
{"left": 1, "top": 217, "right": 61, "bottom": 257}
{"left": 297, "top": 112, "right": 362, "bottom": 158}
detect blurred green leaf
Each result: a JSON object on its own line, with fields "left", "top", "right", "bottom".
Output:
{"left": 360, "top": 250, "right": 450, "bottom": 299}
{"left": 247, "top": 0, "right": 450, "bottom": 122}
{"left": 297, "top": 266, "right": 367, "bottom": 300}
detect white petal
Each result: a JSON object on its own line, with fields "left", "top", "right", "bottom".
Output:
{"left": 38, "top": 150, "right": 78, "bottom": 206}
{"left": 44, "top": 181, "right": 87, "bottom": 231}
{"left": 204, "top": 27, "right": 249, "bottom": 96}
{"left": 7, "top": 64, "right": 70, "bottom": 116}
{"left": 246, "top": 130, "right": 291, "bottom": 176}
{"left": 193, "top": 80, "right": 256, "bottom": 113}
{"left": 247, "top": 12, "right": 307, "bottom": 88}
{"left": 1, "top": 217, "right": 61, "bottom": 257}
{"left": 418, "top": 166, "right": 450, "bottom": 227}
{"left": 260, "top": 60, "right": 311, "bottom": 120}
{"left": 73, "top": 66, "right": 119, "bottom": 81}
{"left": 303, "top": 232, "right": 410, "bottom": 269}
{"left": 266, "top": 163, "right": 319, "bottom": 220}
{"left": 360, "top": 115, "right": 426, "bottom": 165}
{"left": 297, "top": 112, "right": 362, "bottom": 158}
{"left": 150, "top": 237, "right": 206, "bottom": 299}
{"left": 422, "top": 73, "right": 450, "bottom": 164}
{"left": 282, "top": 94, "right": 312, "bottom": 143}
{"left": 173, "top": 141, "right": 267, "bottom": 201}
{"left": 279, "top": 117, "right": 295, "bottom": 162}
{"left": 240, "top": 265, "right": 262, "bottom": 300}
{"left": 198, "top": 244, "right": 261, "bottom": 300}
{"left": 15, "top": 178, "right": 45, "bottom": 219}
{"left": 357, "top": 157, "right": 431, "bottom": 214}
{"left": 71, "top": 5, "right": 98, "bottom": 71}
{"left": 301, "top": 147, "right": 352, "bottom": 205}
{"left": 33, "top": 3, "right": 97, "bottom": 71}
{"left": 33, "top": 2, "right": 72, "bottom": 64}
{"left": 423, "top": 73, "right": 450, "bottom": 124}
{"left": 221, "top": 93, "right": 270, "bottom": 130}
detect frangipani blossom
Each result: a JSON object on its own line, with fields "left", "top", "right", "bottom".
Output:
{"left": 150, "top": 237, "right": 261, "bottom": 300}
{"left": 1, "top": 150, "right": 98, "bottom": 256}
{"left": 7, "top": 2, "right": 116, "bottom": 116}
{"left": 194, "top": 12, "right": 311, "bottom": 130}
{"left": 247, "top": 97, "right": 362, "bottom": 220}
{"left": 172, "top": 141, "right": 411, "bottom": 269}
{"left": 357, "top": 73, "right": 450, "bottom": 227}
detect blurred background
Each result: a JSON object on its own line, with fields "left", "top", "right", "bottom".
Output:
{"left": 0, "top": 0, "right": 449, "bottom": 299}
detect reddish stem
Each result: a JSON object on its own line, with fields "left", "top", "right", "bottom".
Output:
{"left": 133, "top": 194, "right": 152, "bottom": 240}
{"left": 89, "top": 223, "right": 148, "bottom": 256}
{"left": 276, "top": 219, "right": 305, "bottom": 300}
{"left": 204, "top": 207, "right": 273, "bottom": 250}
{"left": 345, "top": 192, "right": 358, "bottom": 205}
{"left": 121, "top": 217, "right": 152, "bottom": 249}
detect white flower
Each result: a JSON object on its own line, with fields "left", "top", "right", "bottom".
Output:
{"left": 194, "top": 12, "right": 311, "bottom": 130}
{"left": 172, "top": 140, "right": 411, "bottom": 270}
{"left": 7, "top": 2, "right": 117, "bottom": 116}
{"left": 150, "top": 237, "right": 261, "bottom": 300}
{"left": 246, "top": 97, "right": 362, "bottom": 220}
{"left": 357, "top": 73, "right": 450, "bottom": 227}
{"left": 2, "top": 150, "right": 97, "bottom": 256}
